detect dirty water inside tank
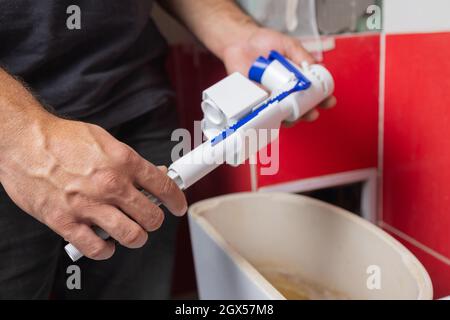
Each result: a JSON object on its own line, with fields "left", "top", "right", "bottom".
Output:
{"left": 258, "top": 267, "right": 349, "bottom": 300}
{"left": 189, "top": 193, "right": 433, "bottom": 300}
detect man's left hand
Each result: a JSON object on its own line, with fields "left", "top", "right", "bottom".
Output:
{"left": 221, "top": 27, "right": 336, "bottom": 123}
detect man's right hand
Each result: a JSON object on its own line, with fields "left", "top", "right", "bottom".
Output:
{"left": 0, "top": 115, "right": 187, "bottom": 260}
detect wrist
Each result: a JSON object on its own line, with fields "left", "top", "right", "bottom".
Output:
{"left": 0, "top": 105, "right": 56, "bottom": 168}
{"left": 213, "top": 16, "right": 259, "bottom": 60}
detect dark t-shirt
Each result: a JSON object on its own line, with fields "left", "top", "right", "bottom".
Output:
{"left": 0, "top": 0, "right": 173, "bottom": 128}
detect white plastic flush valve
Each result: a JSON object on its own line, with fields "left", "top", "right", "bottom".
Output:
{"left": 64, "top": 50, "right": 335, "bottom": 262}
{"left": 248, "top": 50, "right": 334, "bottom": 122}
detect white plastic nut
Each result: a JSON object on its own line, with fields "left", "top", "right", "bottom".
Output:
{"left": 202, "top": 72, "right": 268, "bottom": 127}
{"left": 201, "top": 99, "right": 225, "bottom": 126}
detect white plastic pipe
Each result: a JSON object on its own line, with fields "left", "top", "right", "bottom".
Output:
{"left": 65, "top": 62, "right": 334, "bottom": 262}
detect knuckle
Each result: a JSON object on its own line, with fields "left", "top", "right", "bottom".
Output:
{"left": 99, "top": 170, "right": 122, "bottom": 194}
{"left": 106, "top": 213, "right": 122, "bottom": 231}
{"left": 158, "top": 176, "right": 176, "bottom": 198}
{"left": 65, "top": 190, "right": 90, "bottom": 209}
{"left": 85, "top": 242, "right": 108, "bottom": 259}
{"left": 145, "top": 206, "right": 164, "bottom": 231}
{"left": 115, "top": 145, "right": 136, "bottom": 166}
{"left": 121, "top": 226, "right": 145, "bottom": 247}
{"left": 88, "top": 123, "right": 106, "bottom": 134}
{"left": 122, "top": 189, "right": 139, "bottom": 205}
{"left": 44, "top": 210, "right": 75, "bottom": 236}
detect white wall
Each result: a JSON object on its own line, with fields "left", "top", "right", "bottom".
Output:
{"left": 384, "top": 0, "right": 450, "bottom": 34}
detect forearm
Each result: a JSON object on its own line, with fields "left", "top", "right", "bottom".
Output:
{"left": 0, "top": 69, "right": 187, "bottom": 260}
{"left": 158, "top": 0, "right": 258, "bottom": 59}
{"left": 0, "top": 68, "right": 54, "bottom": 164}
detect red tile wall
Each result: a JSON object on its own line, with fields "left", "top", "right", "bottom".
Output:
{"left": 383, "top": 32, "right": 450, "bottom": 298}
{"left": 257, "top": 35, "right": 380, "bottom": 187}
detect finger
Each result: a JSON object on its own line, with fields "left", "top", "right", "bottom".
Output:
{"left": 64, "top": 223, "right": 115, "bottom": 260}
{"left": 319, "top": 96, "right": 337, "bottom": 109}
{"left": 115, "top": 187, "right": 165, "bottom": 232}
{"left": 135, "top": 159, "right": 187, "bottom": 216}
{"left": 283, "top": 108, "right": 320, "bottom": 127}
{"left": 300, "top": 109, "right": 320, "bottom": 122}
{"left": 85, "top": 205, "right": 148, "bottom": 249}
{"left": 285, "top": 37, "right": 315, "bottom": 65}
{"left": 282, "top": 120, "right": 297, "bottom": 128}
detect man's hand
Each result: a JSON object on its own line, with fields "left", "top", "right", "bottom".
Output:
{"left": 161, "top": 0, "right": 336, "bottom": 122}
{"left": 0, "top": 112, "right": 187, "bottom": 260}
{"left": 221, "top": 27, "right": 337, "bottom": 123}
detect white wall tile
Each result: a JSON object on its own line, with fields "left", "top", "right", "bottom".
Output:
{"left": 384, "top": 0, "right": 450, "bottom": 34}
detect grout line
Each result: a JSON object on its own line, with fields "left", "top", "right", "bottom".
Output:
{"left": 380, "top": 221, "right": 450, "bottom": 266}
{"left": 384, "top": 30, "right": 450, "bottom": 36}
{"left": 258, "top": 168, "right": 378, "bottom": 223}
{"left": 331, "top": 31, "right": 382, "bottom": 39}
{"left": 377, "top": 31, "right": 386, "bottom": 223}
{"left": 249, "top": 155, "right": 258, "bottom": 192}
{"left": 258, "top": 168, "right": 376, "bottom": 193}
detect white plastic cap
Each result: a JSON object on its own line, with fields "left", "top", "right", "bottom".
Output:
{"left": 306, "top": 64, "right": 335, "bottom": 97}
{"left": 65, "top": 243, "right": 83, "bottom": 262}
{"left": 64, "top": 226, "right": 112, "bottom": 262}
